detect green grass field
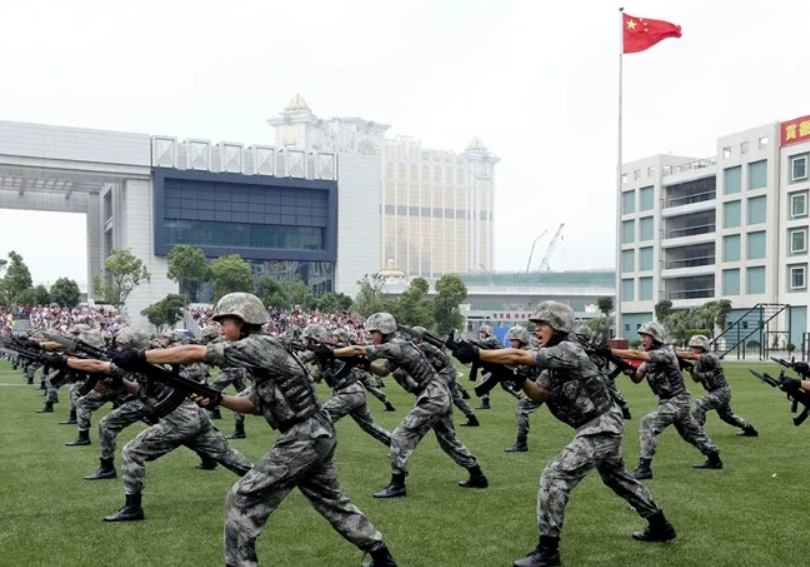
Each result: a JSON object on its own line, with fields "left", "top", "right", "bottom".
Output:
{"left": 0, "top": 359, "right": 806, "bottom": 567}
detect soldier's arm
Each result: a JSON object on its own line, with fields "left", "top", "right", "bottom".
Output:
{"left": 519, "top": 380, "right": 548, "bottom": 404}
{"left": 368, "top": 361, "right": 390, "bottom": 377}
{"left": 478, "top": 348, "right": 535, "bottom": 366}
{"left": 145, "top": 345, "right": 206, "bottom": 365}
{"left": 611, "top": 348, "right": 652, "bottom": 361}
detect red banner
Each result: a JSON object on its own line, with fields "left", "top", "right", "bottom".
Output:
{"left": 780, "top": 115, "right": 810, "bottom": 147}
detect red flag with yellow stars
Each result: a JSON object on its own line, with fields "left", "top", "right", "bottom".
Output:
{"left": 622, "top": 13, "right": 682, "bottom": 54}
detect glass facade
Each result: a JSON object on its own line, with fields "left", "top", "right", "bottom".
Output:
{"left": 164, "top": 220, "right": 324, "bottom": 251}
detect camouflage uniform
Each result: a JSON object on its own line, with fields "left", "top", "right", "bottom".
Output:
{"left": 359, "top": 370, "right": 396, "bottom": 411}
{"left": 473, "top": 326, "right": 504, "bottom": 409}
{"left": 360, "top": 313, "right": 487, "bottom": 498}
{"left": 688, "top": 339, "right": 756, "bottom": 435}
{"left": 415, "top": 340, "right": 478, "bottom": 426}
{"left": 631, "top": 323, "right": 721, "bottom": 480}
{"left": 505, "top": 328, "right": 543, "bottom": 452}
{"left": 201, "top": 292, "right": 393, "bottom": 567}
{"left": 210, "top": 367, "right": 251, "bottom": 438}
{"left": 574, "top": 325, "right": 631, "bottom": 419}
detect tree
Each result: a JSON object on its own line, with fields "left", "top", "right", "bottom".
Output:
{"left": 654, "top": 299, "right": 673, "bottom": 323}
{"left": 433, "top": 274, "right": 468, "bottom": 335}
{"left": 0, "top": 251, "right": 33, "bottom": 305}
{"left": 585, "top": 316, "right": 610, "bottom": 341}
{"left": 392, "top": 277, "right": 434, "bottom": 328}
{"left": 33, "top": 284, "right": 50, "bottom": 305}
{"left": 140, "top": 293, "right": 188, "bottom": 333}
{"left": 93, "top": 248, "right": 151, "bottom": 307}
{"left": 166, "top": 245, "right": 211, "bottom": 303}
{"left": 209, "top": 255, "right": 254, "bottom": 302}
{"left": 597, "top": 296, "right": 614, "bottom": 319}
{"left": 315, "top": 292, "right": 354, "bottom": 313}
{"left": 12, "top": 284, "right": 48, "bottom": 306}
{"left": 258, "top": 276, "right": 289, "bottom": 308}
{"left": 353, "top": 274, "right": 394, "bottom": 318}
{"left": 50, "top": 277, "right": 81, "bottom": 308}
{"left": 716, "top": 299, "right": 732, "bottom": 330}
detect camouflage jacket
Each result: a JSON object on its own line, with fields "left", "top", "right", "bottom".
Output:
{"left": 638, "top": 346, "right": 688, "bottom": 400}
{"left": 416, "top": 342, "right": 457, "bottom": 382}
{"left": 692, "top": 352, "right": 727, "bottom": 392}
{"left": 365, "top": 337, "right": 438, "bottom": 394}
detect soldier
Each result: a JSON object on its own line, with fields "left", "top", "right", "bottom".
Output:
{"left": 677, "top": 334, "right": 758, "bottom": 437}
{"left": 503, "top": 326, "right": 542, "bottom": 453}
{"left": 294, "top": 324, "right": 391, "bottom": 447}
{"left": 602, "top": 322, "right": 722, "bottom": 480}
{"left": 473, "top": 324, "right": 504, "bottom": 410}
{"left": 111, "top": 292, "right": 397, "bottom": 567}
{"left": 573, "top": 325, "right": 631, "bottom": 419}
{"left": 334, "top": 327, "right": 396, "bottom": 414}
{"left": 322, "top": 312, "right": 488, "bottom": 498}
{"left": 450, "top": 301, "right": 676, "bottom": 567}
{"left": 57, "top": 324, "right": 91, "bottom": 425}
{"left": 410, "top": 326, "right": 479, "bottom": 427}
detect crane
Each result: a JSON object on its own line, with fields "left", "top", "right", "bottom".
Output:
{"left": 535, "top": 223, "right": 565, "bottom": 272}
{"left": 525, "top": 229, "right": 549, "bottom": 273}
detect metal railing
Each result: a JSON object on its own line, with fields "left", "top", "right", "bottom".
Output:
{"left": 665, "top": 288, "right": 715, "bottom": 300}
{"left": 662, "top": 156, "right": 717, "bottom": 176}
{"left": 665, "top": 191, "right": 716, "bottom": 208}
{"left": 664, "top": 223, "right": 716, "bottom": 239}
{"left": 665, "top": 256, "right": 715, "bottom": 269}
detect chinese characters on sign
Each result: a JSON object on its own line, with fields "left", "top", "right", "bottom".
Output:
{"left": 780, "top": 115, "right": 810, "bottom": 147}
{"left": 489, "top": 312, "right": 531, "bottom": 320}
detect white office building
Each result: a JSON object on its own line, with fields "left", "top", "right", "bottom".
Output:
{"left": 616, "top": 114, "right": 810, "bottom": 355}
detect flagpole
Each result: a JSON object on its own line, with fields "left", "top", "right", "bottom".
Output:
{"left": 615, "top": 6, "right": 624, "bottom": 339}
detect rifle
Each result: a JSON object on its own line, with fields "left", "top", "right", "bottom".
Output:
{"left": 749, "top": 368, "right": 810, "bottom": 426}
{"left": 770, "top": 356, "right": 810, "bottom": 378}
{"left": 584, "top": 343, "right": 638, "bottom": 374}
{"left": 40, "top": 332, "right": 121, "bottom": 396}
{"left": 440, "top": 331, "right": 522, "bottom": 399}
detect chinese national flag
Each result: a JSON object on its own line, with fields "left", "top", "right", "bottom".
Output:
{"left": 622, "top": 13, "right": 682, "bottom": 54}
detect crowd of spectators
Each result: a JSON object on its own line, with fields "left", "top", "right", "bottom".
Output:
{"left": 1, "top": 304, "right": 127, "bottom": 336}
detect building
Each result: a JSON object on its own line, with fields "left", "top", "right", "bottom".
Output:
{"left": 267, "top": 95, "right": 498, "bottom": 277}
{"left": 616, "top": 114, "right": 810, "bottom": 354}
{"left": 0, "top": 118, "right": 353, "bottom": 330}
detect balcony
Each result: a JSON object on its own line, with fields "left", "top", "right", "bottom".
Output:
{"left": 662, "top": 274, "right": 716, "bottom": 303}
{"left": 667, "top": 191, "right": 716, "bottom": 208}
{"left": 664, "top": 223, "right": 716, "bottom": 239}
{"left": 666, "top": 288, "right": 716, "bottom": 300}
{"left": 662, "top": 157, "right": 717, "bottom": 177}
{"left": 666, "top": 255, "right": 715, "bottom": 269}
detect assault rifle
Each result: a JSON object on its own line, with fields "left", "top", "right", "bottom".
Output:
{"left": 437, "top": 330, "right": 522, "bottom": 399}
{"left": 771, "top": 356, "right": 810, "bottom": 378}
{"left": 40, "top": 332, "right": 121, "bottom": 396}
{"left": 749, "top": 368, "right": 810, "bottom": 426}
{"left": 584, "top": 343, "right": 638, "bottom": 374}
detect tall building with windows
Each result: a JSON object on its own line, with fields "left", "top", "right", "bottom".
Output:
{"left": 616, "top": 115, "right": 810, "bottom": 349}
{"left": 267, "top": 95, "right": 498, "bottom": 277}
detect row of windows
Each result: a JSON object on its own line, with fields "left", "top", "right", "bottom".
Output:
{"left": 722, "top": 160, "right": 768, "bottom": 194}
{"left": 721, "top": 264, "right": 807, "bottom": 295}
{"left": 382, "top": 205, "right": 491, "bottom": 220}
{"left": 621, "top": 277, "right": 654, "bottom": 302}
{"left": 621, "top": 186, "right": 655, "bottom": 215}
{"left": 621, "top": 247, "right": 654, "bottom": 273}
{"left": 722, "top": 196, "right": 767, "bottom": 228}
{"left": 790, "top": 154, "right": 808, "bottom": 183}
{"left": 163, "top": 220, "right": 324, "bottom": 250}
{"left": 621, "top": 217, "right": 655, "bottom": 244}
{"left": 721, "top": 137, "right": 769, "bottom": 159}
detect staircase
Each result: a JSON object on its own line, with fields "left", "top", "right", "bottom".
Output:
{"left": 712, "top": 303, "right": 790, "bottom": 360}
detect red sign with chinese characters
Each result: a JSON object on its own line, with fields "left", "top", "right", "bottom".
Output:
{"left": 780, "top": 115, "right": 810, "bottom": 147}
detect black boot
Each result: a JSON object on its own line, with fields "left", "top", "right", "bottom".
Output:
{"left": 383, "top": 401, "right": 396, "bottom": 412}
{"left": 737, "top": 425, "right": 758, "bottom": 437}
{"left": 226, "top": 424, "right": 246, "bottom": 439}
{"left": 36, "top": 401, "right": 54, "bottom": 413}
{"left": 458, "top": 465, "right": 489, "bottom": 489}
{"left": 476, "top": 397, "right": 491, "bottom": 410}
{"left": 505, "top": 438, "right": 529, "bottom": 453}
{"left": 460, "top": 388, "right": 471, "bottom": 400}
{"left": 209, "top": 408, "right": 222, "bottom": 420}
{"left": 65, "top": 430, "right": 91, "bottom": 446}
{"left": 622, "top": 406, "right": 632, "bottom": 419}
{"left": 85, "top": 457, "right": 117, "bottom": 480}
{"left": 632, "top": 458, "right": 653, "bottom": 480}
{"left": 513, "top": 536, "right": 560, "bottom": 567}
{"left": 373, "top": 473, "right": 406, "bottom": 498}
{"left": 692, "top": 451, "right": 722, "bottom": 469}
{"left": 103, "top": 493, "right": 144, "bottom": 522}
{"left": 460, "top": 414, "right": 480, "bottom": 427}
{"left": 632, "top": 510, "right": 677, "bottom": 542}
{"left": 361, "top": 544, "right": 397, "bottom": 567}
{"left": 60, "top": 409, "right": 77, "bottom": 425}
{"left": 196, "top": 455, "right": 219, "bottom": 470}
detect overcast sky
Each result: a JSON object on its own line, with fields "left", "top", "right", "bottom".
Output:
{"left": 1, "top": 0, "right": 808, "bottom": 286}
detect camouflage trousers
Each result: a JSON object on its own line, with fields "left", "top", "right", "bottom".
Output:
{"left": 211, "top": 372, "right": 247, "bottom": 426}
{"left": 640, "top": 395, "right": 718, "bottom": 460}
{"left": 323, "top": 383, "right": 391, "bottom": 446}
{"left": 24, "top": 362, "right": 40, "bottom": 384}
{"left": 67, "top": 382, "right": 81, "bottom": 411}
{"left": 447, "top": 377, "right": 475, "bottom": 419}
{"left": 224, "top": 413, "right": 385, "bottom": 567}
{"left": 99, "top": 399, "right": 154, "bottom": 461}
{"left": 390, "top": 380, "right": 478, "bottom": 476}
{"left": 44, "top": 369, "right": 63, "bottom": 404}
{"left": 76, "top": 389, "right": 121, "bottom": 432}
{"left": 538, "top": 428, "right": 660, "bottom": 537}
{"left": 121, "top": 401, "right": 253, "bottom": 495}
{"left": 515, "top": 398, "right": 543, "bottom": 442}
{"left": 361, "top": 373, "right": 390, "bottom": 406}
{"left": 692, "top": 386, "right": 751, "bottom": 430}
{"left": 606, "top": 379, "right": 630, "bottom": 412}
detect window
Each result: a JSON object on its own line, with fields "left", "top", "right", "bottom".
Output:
{"left": 639, "top": 217, "right": 654, "bottom": 241}
{"left": 621, "top": 173, "right": 628, "bottom": 183}
{"left": 789, "top": 264, "right": 807, "bottom": 290}
{"left": 723, "top": 200, "right": 741, "bottom": 228}
{"left": 621, "top": 191, "right": 636, "bottom": 215}
{"left": 746, "top": 231, "right": 766, "bottom": 260}
{"left": 722, "top": 235, "right": 741, "bottom": 262}
{"left": 746, "top": 266, "right": 765, "bottom": 294}
{"left": 639, "top": 186, "right": 655, "bottom": 211}
{"left": 639, "top": 277, "right": 653, "bottom": 300}
{"left": 633, "top": 170, "right": 641, "bottom": 180}
{"left": 791, "top": 155, "right": 808, "bottom": 183}
{"left": 741, "top": 141, "right": 749, "bottom": 154}
{"left": 759, "top": 137, "right": 769, "bottom": 149}
{"left": 647, "top": 166, "right": 656, "bottom": 177}
{"left": 621, "top": 220, "right": 635, "bottom": 244}
{"left": 747, "top": 196, "right": 767, "bottom": 225}
{"left": 723, "top": 146, "right": 732, "bottom": 159}
{"left": 791, "top": 192, "right": 808, "bottom": 218}
{"left": 621, "top": 249, "right": 635, "bottom": 273}
{"left": 621, "top": 279, "right": 634, "bottom": 302}
{"left": 723, "top": 166, "right": 742, "bottom": 194}
{"left": 790, "top": 228, "right": 807, "bottom": 254}
{"left": 722, "top": 268, "right": 740, "bottom": 296}
{"left": 639, "top": 247, "right": 654, "bottom": 271}
{"left": 748, "top": 160, "right": 767, "bottom": 190}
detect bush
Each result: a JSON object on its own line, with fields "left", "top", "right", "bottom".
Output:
{"left": 746, "top": 340, "right": 761, "bottom": 350}
{"left": 628, "top": 338, "right": 642, "bottom": 348}
{"left": 788, "top": 343, "right": 796, "bottom": 353}
{"left": 685, "top": 329, "right": 713, "bottom": 341}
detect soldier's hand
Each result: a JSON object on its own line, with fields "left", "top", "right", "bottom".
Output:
{"left": 452, "top": 343, "right": 480, "bottom": 364}
{"left": 44, "top": 354, "right": 69, "bottom": 371}
{"left": 313, "top": 344, "right": 335, "bottom": 361}
{"left": 779, "top": 376, "right": 803, "bottom": 394}
{"left": 622, "top": 368, "right": 636, "bottom": 377}
{"left": 594, "top": 342, "right": 612, "bottom": 358}
{"left": 111, "top": 349, "right": 148, "bottom": 371}
{"left": 794, "top": 362, "right": 810, "bottom": 375}
{"left": 191, "top": 394, "right": 211, "bottom": 407}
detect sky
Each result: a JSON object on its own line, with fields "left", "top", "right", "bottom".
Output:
{"left": 1, "top": 0, "right": 809, "bottom": 286}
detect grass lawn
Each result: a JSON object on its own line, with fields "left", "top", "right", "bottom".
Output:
{"left": 0, "top": 358, "right": 806, "bottom": 567}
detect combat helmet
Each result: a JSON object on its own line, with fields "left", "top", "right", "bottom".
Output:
{"left": 115, "top": 327, "right": 150, "bottom": 350}
{"left": 302, "top": 324, "right": 329, "bottom": 342}
{"left": 79, "top": 329, "right": 106, "bottom": 348}
{"left": 638, "top": 321, "right": 666, "bottom": 344}
{"left": 574, "top": 325, "right": 593, "bottom": 343}
{"left": 212, "top": 292, "right": 267, "bottom": 325}
{"left": 331, "top": 328, "right": 353, "bottom": 345}
{"left": 365, "top": 312, "right": 397, "bottom": 335}
{"left": 529, "top": 301, "right": 575, "bottom": 334}
{"left": 688, "top": 334, "right": 711, "bottom": 351}
{"left": 506, "top": 326, "right": 531, "bottom": 345}
{"left": 479, "top": 324, "right": 493, "bottom": 337}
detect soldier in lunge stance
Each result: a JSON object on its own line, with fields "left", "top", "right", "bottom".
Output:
{"left": 503, "top": 326, "right": 542, "bottom": 452}
{"left": 574, "top": 325, "right": 632, "bottom": 419}
{"left": 600, "top": 322, "right": 723, "bottom": 480}
{"left": 410, "top": 326, "right": 480, "bottom": 427}
{"left": 320, "top": 312, "right": 488, "bottom": 499}
{"left": 677, "top": 334, "right": 758, "bottom": 437}
{"left": 112, "top": 293, "right": 397, "bottom": 567}
{"left": 473, "top": 324, "right": 504, "bottom": 410}
{"left": 451, "top": 301, "right": 676, "bottom": 567}
{"left": 333, "top": 328, "right": 397, "bottom": 413}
